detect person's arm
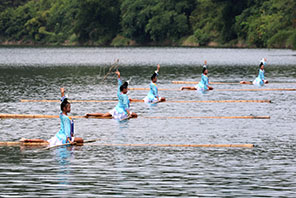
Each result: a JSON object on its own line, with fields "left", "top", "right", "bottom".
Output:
{"left": 115, "top": 70, "right": 122, "bottom": 95}
{"left": 60, "top": 88, "right": 66, "bottom": 102}
{"left": 156, "top": 64, "right": 160, "bottom": 73}
{"left": 60, "top": 88, "right": 65, "bottom": 97}
{"left": 126, "top": 109, "right": 131, "bottom": 117}
{"left": 260, "top": 70, "right": 264, "bottom": 80}
{"left": 123, "top": 96, "right": 131, "bottom": 116}
{"left": 64, "top": 117, "right": 73, "bottom": 143}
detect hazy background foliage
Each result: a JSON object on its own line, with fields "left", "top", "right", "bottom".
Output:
{"left": 0, "top": 0, "right": 295, "bottom": 48}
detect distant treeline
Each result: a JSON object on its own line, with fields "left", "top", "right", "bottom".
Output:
{"left": 0, "top": 0, "right": 295, "bottom": 48}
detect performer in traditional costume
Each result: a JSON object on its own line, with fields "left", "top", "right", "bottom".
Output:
{"left": 144, "top": 64, "right": 166, "bottom": 104}
{"left": 86, "top": 70, "right": 137, "bottom": 120}
{"left": 180, "top": 60, "right": 213, "bottom": 93}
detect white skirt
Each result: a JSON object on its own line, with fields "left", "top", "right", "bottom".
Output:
{"left": 48, "top": 136, "right": 73, "bottom": 147}
{"left": 109, "top": 108, "right": 129, "bottom": 120}
{"left": 143, "top": 96, "right": 160, "bottom": 104}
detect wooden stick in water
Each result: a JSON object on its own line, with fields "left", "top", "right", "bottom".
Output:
{"left": 143, "top": 116, "right": 270, "bottom": 119}
{"left": 215, "top": 88, "right": 296, "bottom": 91}
{"left": 40, "top": 138, "right": 101, "bottom": 150}
{"left": 0, "top": 139, "right": 100, "bottom": 147}
{"left": 97, "top": 143, "right": 254, "bottom": 148}
{"left": 173, "top": 81, "right": 296, "bottom": 85}
{"left": 0, "top": 141, "right": 254, "bottom": 148}
{"left": 172, "top": 81, "right": 238, "bottom": 85}
{"left": 0, "top": 114, "right": 270, "bottom": 119}
{"left": 20, "top": 99, "right": 118, "bottom": 103}
{"left": 0, "top": 114, "right": 85, "bottom": 119}
{"left": 129, "top": 87, "right": 296, "bottom": 91}
{"left": 20, "top": 99, "right": 271, "bottom": 103}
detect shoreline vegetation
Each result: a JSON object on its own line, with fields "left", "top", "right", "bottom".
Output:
{"left": 0, "top": 0, "right": 295, "bottom": 49}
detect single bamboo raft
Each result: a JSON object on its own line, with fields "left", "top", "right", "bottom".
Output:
{"left": 0, "top": 114, "right": 86, "bottom": 119}
{"left": 0, "top": 114, "right": 270, "bottom": 119}
{"left": 129, "top": 87, "right": 296, "bottom": 91}
{"left": 0, "top": 141, "right": 254, "bottom": 148}
{"left": 96, "top": 143, "right": 254, "bottom": 148}
{"left": 0, "top": 141, "right": 49, "bottom": 146}
{"left": 20, "top": 99, "right": 118, "bottom": 103}
{"left": 172, "top": 81, "right": 296, "bottom": 85}
{"left": 143, "top": 116, "right": 270, "bottom": 119}
{"left": 172, "top": 81, "right": 237, "bottom": 85}
{"left": 0, "top": 139, "right": 99, "bottom": 147}
{"left": 20, "top": 99, "right": 271, "bottom": 103}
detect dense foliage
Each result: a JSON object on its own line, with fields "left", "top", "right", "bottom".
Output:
{"left": 0, "top": 0, "right": 295, "bottom": 48}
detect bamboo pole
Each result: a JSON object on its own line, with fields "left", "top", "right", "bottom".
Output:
{"left": 96, "top": 143, "right": 254, "bottom": 148}
{"left": 215, "top": 88, "right": 296, "bottom": 91}
{"left": 0, "top": 141, "right": 49, "bottom": 146}
{"left": 129, "top": 87, "right": 296, "bottom": 91}
{"left": 0, "top": 139, "right": 100, "bottom": 147}
{"left": 20, "top": 99, "right": 118, "bottom": 103}
{"left": 172, "top": 81, "right": 238, "bottom": 85}
{"left": 20, "top": 99, "right": 271, "bottom": 103}
{"left": 0, "top": 114, "right": 270, "bottom": 119}
{"left": 143, "top": 116, "right": 270, "bottom": 119}
{"left": 129, "top": 88, "right": 178, "bottom": 91}
{"left": 0, "top": 114, "right": 86, "bottom": 119}
{"left": 0, "top": 142, "right": 254, "bottom": 148}
{"left": 172, "top": 81, "right": 296, "bottom": 85}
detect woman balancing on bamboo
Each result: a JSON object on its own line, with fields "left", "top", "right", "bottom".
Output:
{"left": 20, "top": 88, "right": 83, "bottom": 146}
{"left": 47, "top": 88, "right": 83, "bottom": 146}
{"left": 85, "top": 70, "right": 137, "bottom": 120}
{"left": 240, "top": 58, "right": 268, "bottom": 86}
{"left": 143, "top": 64, "right": 166, "bottom": 104}
{"left": 180, "top": 60, "right": 213, "bottom": 92}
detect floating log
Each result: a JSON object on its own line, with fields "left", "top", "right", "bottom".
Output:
{"left": 0, "top": 114, "right": 270, "bottom": 119}
{"left": 143, "top": 116, "right": 270, "bottom": 119}
{"left": 20, "top": 99, "right": 271, "bottom": 103}
{"left": 97, "top": 143, "right": 254, "bottom": 148}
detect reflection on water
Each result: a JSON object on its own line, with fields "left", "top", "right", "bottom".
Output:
{"left": 0, "top": 47, "right": 296, "bottom": 197}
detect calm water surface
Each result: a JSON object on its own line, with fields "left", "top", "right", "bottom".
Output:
{"left": 0, "top": 47, "right": 296, "bottom": 197}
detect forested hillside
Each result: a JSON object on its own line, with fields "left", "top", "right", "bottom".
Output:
{"left": 0, "top": 0, "right": 295, "bottom": 48}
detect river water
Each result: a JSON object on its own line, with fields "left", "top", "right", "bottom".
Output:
{"left": 0, "top": 47, "right": 296, "bottom": 197}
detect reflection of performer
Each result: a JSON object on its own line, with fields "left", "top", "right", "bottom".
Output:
{"left": 144, "top": 64, "right": 166, "bottom": 104}
{"left": 240, "top": 58, "right": 268, "bottom": 86}
{"left": 180, "top": 60, "right": 213, "bottom": 93}
{"left": 48, "top": 88, "right": 83, "bottom": 146}
{"left": 86, "top": 70, "right": 137, "bottom": 120}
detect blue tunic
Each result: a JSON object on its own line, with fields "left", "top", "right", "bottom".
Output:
{"left": 195, "top": 74, "right": 209, "bottom": 92}
{"left": 55, "top": 112, "right": 73, "bottom": 144}
{"left": 146, "top": 82, "right": 159, "bottom": 103}
{"left": 253, "top": 69, "right": 265, "bottom": 86}
{"left": 112, "top": 78, "right": 130, "bottom": 118}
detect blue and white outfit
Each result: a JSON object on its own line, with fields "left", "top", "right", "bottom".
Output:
{"left": 253, "top": 59, "right": 267, "bottom": 86}
{"left": 48, "top": 112, "right": 74, "bottom": 147}
{"left": 195, "top": 73, "right": 210, "bottom": 93}
{"left": 144, "top": 72, "right": 162, "bottom": 103}
{"left": 253, "top": 69, "right": 265, "bottom": 86}
{"left": 109, "top": 78, "right": 130, "bottom": 120}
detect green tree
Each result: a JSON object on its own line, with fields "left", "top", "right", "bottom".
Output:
{"left": 74, "top": 0, "right": 121, "bottom": 44}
